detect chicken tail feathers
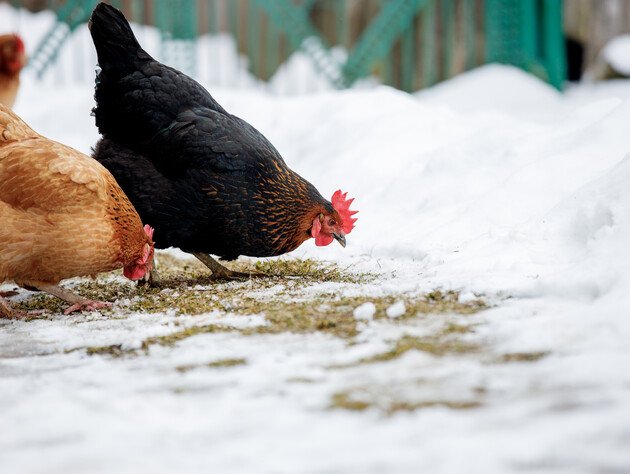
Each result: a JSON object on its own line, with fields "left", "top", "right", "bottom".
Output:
{"left": 0, "top": 104, "right": 37, "bottom": 143}
{"left": 88, "top": 2, "right": 226, "bottom": 149}
{"left": 88, "top": 2, "right": 150, "bottom": 78}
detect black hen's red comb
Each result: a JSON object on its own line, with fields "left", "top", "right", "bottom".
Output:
{"left": 331, "top": 190, "right": 357, "bottom": 234}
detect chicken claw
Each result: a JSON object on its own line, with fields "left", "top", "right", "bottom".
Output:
{"left": 0, "top": 296, "right": 45, "bottom": 319}
{"left": 0, "top": 296, "right": 15, "bottom": 318}
{"left": 36, "top": 285, "right": 112, "bottom": 315}
{"left": 1, "top": 291, "right": 110, "bottom": 318}
{"left": 63, "top": 301, "right": 113, "bottom": 315}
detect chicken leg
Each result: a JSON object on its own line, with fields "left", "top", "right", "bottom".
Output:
{"left": 141, "top": 252, "right": 270, "bottom": 288}
{"left": 36, "top": 285, "right": 113, "bottom": 315}
{"left": 192, "top": 253, "right": 267, "bottom": 280}
{"left": 0, "top": 294, "right": 43, "bottom": 319}
{"left": 0, "top": 296, "right": 15, "bottom": 318}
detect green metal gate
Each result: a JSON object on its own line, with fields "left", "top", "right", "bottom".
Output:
{"left": 24, "top": 0, "right": 567, "bottom": 91}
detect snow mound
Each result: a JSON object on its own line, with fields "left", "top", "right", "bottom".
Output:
{"left": 416, "top": 64, "right": 563, "bottom": 120}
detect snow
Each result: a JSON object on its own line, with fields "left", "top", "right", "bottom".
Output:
{"left": 353, "top": 302, "right": 376, "bottom": 321}
{"left": 386, "top": 301, "right": 406, "bottom": 318}
{"left": 2, "top": 4, "right": 630, "bottom": 473}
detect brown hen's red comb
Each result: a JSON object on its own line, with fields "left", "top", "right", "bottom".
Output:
{"left": 140, "top": 225, "right": 155, "bottom": 265}
{"left": 13, "top": 34, "right": 24, "bottom": 53}
{"left": 144, "top": 224, "right": 154, "bottom": 240}
{"left": 331, "top": 190, "right": 358, "bottom": 234}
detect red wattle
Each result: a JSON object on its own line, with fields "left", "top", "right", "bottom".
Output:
{"left": 315, "top": 233, "right": 334, "bottom": 246}
{"left": 311, "top": 217, "right": 321, "bottom": 238}
{"left": 124, "top": 265, "right": 146, "bottom": 280}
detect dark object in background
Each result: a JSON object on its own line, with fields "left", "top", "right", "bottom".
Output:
{"left": 566, "top": 37, "right": 585, "bottom": 82}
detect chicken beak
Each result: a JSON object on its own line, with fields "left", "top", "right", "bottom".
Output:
{"left": 333, "top": 233, "right": 346, "bottom": 248}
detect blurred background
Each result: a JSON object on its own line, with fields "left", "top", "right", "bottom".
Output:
{"left": 3, "top": 0, "right": 630, "bottom": 94}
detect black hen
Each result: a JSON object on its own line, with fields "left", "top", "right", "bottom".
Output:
{"left": 88, "top": 3, "right": 356, "bottom": 279}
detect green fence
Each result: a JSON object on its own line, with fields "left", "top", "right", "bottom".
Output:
{"left": 485, "top": 0, "right": 566, "bottom": 89}
{"left": 23, "top": 0, "right": 566, "bottom": 91}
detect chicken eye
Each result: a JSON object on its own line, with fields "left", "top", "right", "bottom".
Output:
{"left": 328, "top": 219, "right": 336, "bottom": 226}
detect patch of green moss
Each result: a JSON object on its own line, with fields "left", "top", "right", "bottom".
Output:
{"left": 140, "top": 324, "right": 230, "bottom": 348}
{"left": 13, "top": 256, "right": 377, "bottom": 318}
{"left": 388, "top": 400, "right": 481, "bottom": 412}
{"left": 357, "top": 329, "right": 479, "bottom": 365}
{"left": 249, "top": 258, "right": 377, "bottom": 284}
{"left": 176, "top": 358, "right": 247, "bottom": 372}
{"left": 499, "top": 351, "right": 550, "bottom": 363}
{"left": 15, "top": 255, "right": 490, "bottom": 360}
{"left": 330, "top": 390, "right": 481, "bottom": 415}
{"left": 85, "top": 344, "right": 131, "bottom": 358}
{"left": 330, "top": 392, "right": 371, "bottom": 411}
{"left": 17, "top": 293, "right": 65, "bottom": 317}
{"left": 152, "top": 255, "right": 378, "bottom": 287}
{"left": 326, "top": 320, "right": 480, "bottom": 371}
{"left": 421, "top": 289, "right": 487, "bottom": 315}
{"left": 240, "top": 297, "right": 360, "bottom": 338}
{"left": 442, "top": 322, "right": 475, "bottom": 334}
{"left": 14, "top": 256, "right": 484, "bottom": 327}
{"left": 76, "top": 290, "right": 487, "bottom": 357}
{"left": 76, "top": 325, "right": 232, "bottom": 358}
{"left": 208, "top": 357, "right": 247, "bottom": 367}
{"left": 16, "top": 280, "right": 138, "bottom": 319}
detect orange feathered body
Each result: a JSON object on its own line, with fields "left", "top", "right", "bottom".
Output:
{"left": 0, "top": 34, "right": 27, "bottom": 108}
{"left": 0, "top": 105, "right": 151, "bottom": 289}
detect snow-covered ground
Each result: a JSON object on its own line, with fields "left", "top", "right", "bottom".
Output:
{"left": 3, "top": 5, "right": 630, "bottom": 473}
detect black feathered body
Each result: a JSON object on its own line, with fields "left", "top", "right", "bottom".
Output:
{"left": 89, "top": 3, "right": 332, "bottom": 260}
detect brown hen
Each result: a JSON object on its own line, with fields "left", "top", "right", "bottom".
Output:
{"left": 0, "top": 105, "right": 154, "bottom": 318}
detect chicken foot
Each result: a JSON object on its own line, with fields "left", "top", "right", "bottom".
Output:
{"left": 3, "top": 290, "right": 110, "bottom": 316}
{"left": 0, "top": 295, "right": 45, "bottom": 319}
{"left": 2, "top": 285, "right": 88, "bottom": 318}
{"left": 0, "top": 296, "right": 16, "bottom": 318}
{"left": 191, "top": 253, "right": 268, "bottom": 280}
{"left": 36, "top": 285, "right": 113, "bottom": 315}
